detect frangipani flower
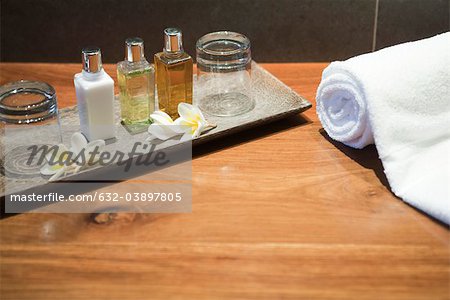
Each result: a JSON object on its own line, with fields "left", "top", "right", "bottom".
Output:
{"left": 40, "top": 132, "right": 105, "bottom": 182}
{"left": 148, "top": 103, "right": 216, "bottom": 141}
{"left": 147, "top": 110, "right": 180, "bottom": 140}
{"left": 173, "top": 103, "right": 211, "bottom": 141}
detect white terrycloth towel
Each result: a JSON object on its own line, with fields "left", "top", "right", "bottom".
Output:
{"left": 316, "top": 32, "right": 450, "bottom": 225}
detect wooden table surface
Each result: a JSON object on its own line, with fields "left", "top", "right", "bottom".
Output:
{"left": 0, "top": 63, "right": 449, "bottom": 300}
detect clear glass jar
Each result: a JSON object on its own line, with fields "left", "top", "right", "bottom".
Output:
{"left": 0, "top": 80, "right": 60, "bottom": 125}
{"left": 196, "top": 31, "right": 254, "bottom": 117}
{"left": 0, "top": 80, "right": 62, "bottom": 177}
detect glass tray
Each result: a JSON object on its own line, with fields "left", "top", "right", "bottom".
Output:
{"left": 0, "top": 62, "right": 311, "bottom": 204}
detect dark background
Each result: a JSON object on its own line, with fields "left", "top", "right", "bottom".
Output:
{"left": 1, "top": 0, "right": 448, "bottom": 63}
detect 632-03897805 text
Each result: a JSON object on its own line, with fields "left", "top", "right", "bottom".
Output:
{"left": 8, "top": 192, "right": 184, "bottom": 202}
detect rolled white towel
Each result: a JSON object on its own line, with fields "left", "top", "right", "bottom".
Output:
{"left": 316, "top": 32, "right": 450, "bottom": 225}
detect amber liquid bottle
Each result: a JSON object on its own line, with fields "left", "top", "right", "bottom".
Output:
{"left": 154, "top": 28, "right": 193, "bottom": 119}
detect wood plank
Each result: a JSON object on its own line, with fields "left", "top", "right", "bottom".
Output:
{"left": 0, "top": 63, "right": 448, "bottom": 300}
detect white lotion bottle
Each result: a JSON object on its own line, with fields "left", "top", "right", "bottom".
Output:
{"left": 74, "top": 47, "right": 116, "bottom": 141}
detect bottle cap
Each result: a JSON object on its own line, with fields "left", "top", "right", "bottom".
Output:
{"left": 125, "top": 37, "right": 145, "bottom": 62}
{"left": 164, "top": 28, "right": 183, "bottom": 53}
{"left": 82, "top": 47, "right": 103, "bottom": 73}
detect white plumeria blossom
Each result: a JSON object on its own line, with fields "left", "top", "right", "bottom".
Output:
{"left": 40, "top": 132, "right": 105, "bottom": 182}
{"left": 147, "top": 110, "right": 179, "bottom": 140}
{"left": 148, "top": 103, "right": 216, "bottom": 142}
